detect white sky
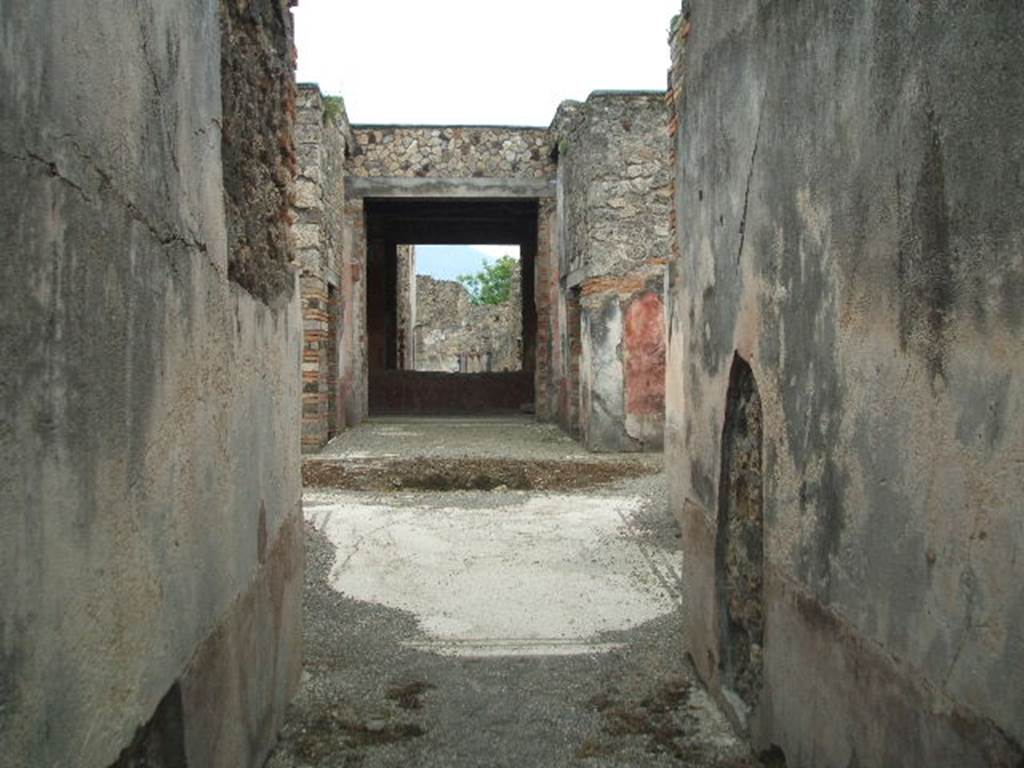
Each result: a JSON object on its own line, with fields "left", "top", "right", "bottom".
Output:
{"left": 293, "top": 0, "right": 681, "bottom": 126}
{"left": 470, "top": 245, "right": 519, "bottom": 261}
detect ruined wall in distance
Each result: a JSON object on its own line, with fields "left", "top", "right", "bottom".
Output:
{"left": 669, "top": 1, "right": 1024, "bottom": 765}
{"left": 339, "top": 123, "right": 552, "bottom": 417}
{"left": 415, "top": 272, "right": 522, "bottom": 373}
{"left": 0, "top": 2, "right": 303, "bottom": 765}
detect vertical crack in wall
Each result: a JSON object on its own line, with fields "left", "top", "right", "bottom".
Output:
{"left": 735, "top": 95, "right": 765, "bottom": 265}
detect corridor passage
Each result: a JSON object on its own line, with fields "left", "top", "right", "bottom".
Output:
{"left": 268, "top": 418, "right": 753, "bottom": 767}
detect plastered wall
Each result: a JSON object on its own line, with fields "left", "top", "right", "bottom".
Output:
{"left": 0, "top": 1, "right": 303, "bottom": 765}
{"left": 667, "top": 2, "right": 1024, "bottom": 764}
{"left": 550, "top": 93, "right": 671, "bottom": 451}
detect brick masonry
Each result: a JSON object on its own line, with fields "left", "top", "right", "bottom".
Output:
{"left": 294, "top": 85, "right": 365, "bottom": 453}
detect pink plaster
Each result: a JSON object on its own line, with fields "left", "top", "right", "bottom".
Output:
{"left": 624, "top": 292, "right": 666, "bottom": 417}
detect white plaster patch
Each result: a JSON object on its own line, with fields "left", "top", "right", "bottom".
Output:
{"left": 327, "top": 451, "right": 400, "bottom": 460}
{"left": 306, "top": 492, "right": 677, "bottom": 656}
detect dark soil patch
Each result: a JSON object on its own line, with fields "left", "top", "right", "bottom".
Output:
{"left": 303, "top": 457, "right": 656, "bottom": 492}
{"left": 385, "top": 680, "right": 435, "bottom": 710}
{"left": 584, "top": 678, "right": 695, "bottom": 759}
{"left": 582, "top": 677, "right": 757, "bottom": 764}
{"left": 293, "top": 706, "right": 424, "bottom": 763}
{"left": 575, "top": 737, "right": 617, "bottom": 759}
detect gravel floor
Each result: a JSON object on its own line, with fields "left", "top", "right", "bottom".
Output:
{"left": 267, "top": 420, "right": 754, "bottom": 768}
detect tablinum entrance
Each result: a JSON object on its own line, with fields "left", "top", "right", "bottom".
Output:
{"left": 365, "top": 198, "right": 538, "bottom": 416}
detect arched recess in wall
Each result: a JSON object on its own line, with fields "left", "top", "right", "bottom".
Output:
{"left": 714, "top": 353, "right": 765, "bottom": 714}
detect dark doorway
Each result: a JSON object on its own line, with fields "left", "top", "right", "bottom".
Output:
{"left": 110, "top": 683, "right": 188, "bottom": 767}
{"left": 365, "top": 198, "right": 538, "bottom": 415}
{"left": 715, "top": 354, "right": 765, "bottom": 713}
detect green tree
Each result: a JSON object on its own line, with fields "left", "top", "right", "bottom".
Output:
{"left": 457, "top": 255, "right": 517, "bottom": 305}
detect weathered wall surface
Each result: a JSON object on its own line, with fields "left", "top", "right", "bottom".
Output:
{"left": 415, "top": 271, "right": 522, "bottom": 373}
{"left": 668, "top": 2, "right": 1024, "bottom": 765}
{"left": 554, "top": 93, "right": 673, "bottom": 284}
{"left": 0, "top": 1, "right": 302, "bottom": 766}
{"left": 578, "top": 273, "right": 667, "bottom": 452}
{"left": 396, "top": 244, "right": 417, "bottom": 369}
{"left": 349, "top": 126, "right": 554, "bottom": 179}
{"left": 294, "top": 85, "right": 366, "bottom": 452}
{"left": 221, "top": 0, "right": 297, "bottom": 303}
{"left": 342, "top": 193, "right": 369, "bottom": 426}
{"left": 533, "top": 199, "right": 559, "bottom": 422}
{"left": 550, "top": 93, "right": 671, "bottom": 451}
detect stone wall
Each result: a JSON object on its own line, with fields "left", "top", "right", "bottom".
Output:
{"left": 221, "top": 0, "right": 297, "bottom": 303}
{"left": 299, "top": 92, "right": 667, "bottom": 448}
{"left": 348, "top": 126, "right": 555, "bottom": 179}
{"left": 294, "top": 84, "right": 366, "bottom": 452}
{"left": 549, "top": 93, "right": 671, "bottom": 451}
{"left": 396, "top": 244, "right": 417, "bottom": 369}
{"left": 554, "top": 93, "right": 673, "bottom": 283}
{"left": 0, "top": 1, "right": 302, "bottom": 766}
{"left": 668, "top": 2, "right": 1024, "bottom": 766}
{"left": 415, "top": 270, "right": 522, "bottom": 373}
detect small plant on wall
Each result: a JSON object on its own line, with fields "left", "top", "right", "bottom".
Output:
{"left": 322, "top": 95, "right": 345, "bottom": 127}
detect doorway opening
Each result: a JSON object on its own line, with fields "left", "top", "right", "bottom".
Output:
{"left": 406, "top": 244, "right": 523, "bottom": 374}
{"left": 715, "top": 354, "right": 765, "bottom": 717}
{"left": 365, "top": 199, "right": 538, "bottom": 415}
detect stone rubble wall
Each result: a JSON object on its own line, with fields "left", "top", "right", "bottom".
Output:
{"left": 0, "top": 1, "right": 302, "bottom": 765}
{"left": 553, "top": 93, "right": 673, "bottom": 283}
{"left": 348, "top": 126, "right": 555, "bottom": 179}
{"left": 414, "top": 269, "right": 522, "bottom": 373}
{"left": 548, "top": 93, "right": 672, "bottom": 451}
{"left": 667, "top": 1, "right": 1024, "bottom": 765}
{"left": 221, "top": 0, "right": 298, "bottom": 302}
